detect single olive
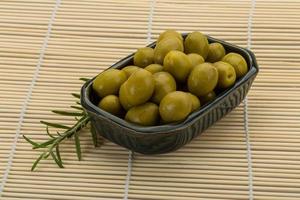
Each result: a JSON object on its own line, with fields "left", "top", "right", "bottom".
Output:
{"left": 119, "top": 69, "right": 154, "bottom": 110}
{"left": 184, "top": 31, "right": 209, "bottom": 59}
{"left": 157, "top": 29, "right": 183, "bottom": 43}
{"left": 222, "top": 52, "right": 248, "bottom": 78}
{"left": 188, "top": 63, "right": 219, "bottom": 97}
{"left": 206, "top": 42, "right": 226, "bottom": 62}
{"left": 199, "top": 91, "right": 216, "bottom": 105}
{"left": 125, "top": 102, "right": 159, "bottom": 126}
{"left": 154, "top": 37, "right": 184, "bottom": 64}
{"left": 187, "top": 53, "right": 205, "bottom": 68}
{"left": 163, "top": 50, "right": 193, "bottom": 82}
{"left": 152, "top": 72, "right": 177, "bottom": 104}
{"left": 93, "top": 69, "right": 127, "bottom": 98}
{"left": 188, "top": 93, "right": 201, "bottom": 112}
{"left": 159, "top": 91, "right": 192, "bottom": 123}
{"left": 213, "top": 61, "right": 236, "bottom": 89}
{"left": 118, "top": 83, "right": 131, "bottom": 110}
{"left": 98, "top": 95, "right": 121, "bottom": 115}
{"left": 122, "top": 65, "right": 140, "bottom": 78}
{"left": 144, "top": 64, "right": 163, "bottom": 74}
{"left": 133, "top": 47, "right": 154, "bottom": 68}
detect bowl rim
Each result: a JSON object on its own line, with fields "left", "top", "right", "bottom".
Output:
{"left": 81, "top": 34, "right": 259, "bottom": 134}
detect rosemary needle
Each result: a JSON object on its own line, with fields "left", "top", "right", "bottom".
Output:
{"left": 23, "top": 78, "right": 100, "bottom": 171}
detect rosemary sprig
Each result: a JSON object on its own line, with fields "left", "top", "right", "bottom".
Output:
{"left": 23, "top": 78, "right": 100, "bottom": 171}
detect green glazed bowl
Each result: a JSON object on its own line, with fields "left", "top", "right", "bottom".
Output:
{"left": 81, "top": 34, "right": 259, "bottom": 154}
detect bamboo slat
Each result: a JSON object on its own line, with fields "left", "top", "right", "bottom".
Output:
{"left": 0, "top": 0, "right": 56, "bottom": 189}
{"left": 1, "top": 0, "right": 300, "bottom": 199}
{"left": 248, "top": 1, "right": 300, "bottom": 199}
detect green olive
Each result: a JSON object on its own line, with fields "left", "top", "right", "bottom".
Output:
{"left": 188, "top": 63, "right": 219, "bottom": 97}
{"left": 133, "top": 47, "right": 154, "bottom": 68}
{"left": 144, "top": 64, "right": 163, "bottom": 74}
{"left": 159, "top": 91, "right": 192, "bottom": 123}
{"left": 93, "top": 69, "right": 127, "bottom": 98}
{"left": 121, "top": 65, "right": 140, "bottom": 78}
{"left": 157, "top": 29, "right": 183, "bottom": 43}
{"left": 188, "top": 93, "right": 201, "bottom": 112}
{"left": 184, "top": 31, "right": 209, "bottom": 59}
{"left": 98, "top": 95, "right": 121, "bottom": 115}
{"left": 118, "top": 83, "right": 130, "bottom": 110}
{"left": 187, "top": 53, "right": 205, "bottom": 68}
{"left": 125, "top": 102, "right": 159, "bottom": 126}
{"left": 154, "top": 37, "right": 184, "bottom": 64}
{"left": 163, "top": 50, "right": 193, "bottom": 82}
{"left": 199, "top": 91, "right": 216, "bottom": 105}
{"left": 206, "top": 42, "right": 226, "bottom": 62}
{"left": 222, "top": 52, "right": 248, "bottom": 78}
{"left": 152, "top": 72, "right": 177, "bottom": 104}
{"left": 213, "top": 61, "right": 236, "bottom": 89}
{"left": 119, "top": 69, "right": 154, "bottom": 110}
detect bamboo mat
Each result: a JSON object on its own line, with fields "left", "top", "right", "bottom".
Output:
{"left": 0, "top": 0, "right": 300, "bottom": 199}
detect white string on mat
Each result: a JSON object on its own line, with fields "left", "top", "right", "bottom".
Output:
{"left": 123, "top": 151, "right": 133, "bottom": 200}
{"left": 123, "top": 1, "right": 156, "bottom": 199}
{"left": 245, "top": 0, "right": 256, "bottom": 199}
{"left": 0, "top": 0, "right": 62, "bottom": 197}
{"left": 147, "top": 0, "right": 156, "bottom": 44}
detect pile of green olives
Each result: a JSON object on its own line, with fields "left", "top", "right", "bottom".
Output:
{"left": 92, "top": 30, "right": 248, "bottom": 126}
